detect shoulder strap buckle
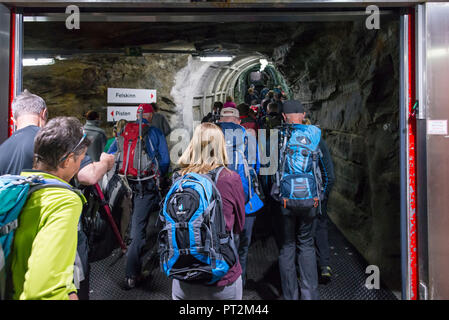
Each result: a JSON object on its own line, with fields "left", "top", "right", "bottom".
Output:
{"left": 0, "top": 219, "right": 18, "bottom": 236}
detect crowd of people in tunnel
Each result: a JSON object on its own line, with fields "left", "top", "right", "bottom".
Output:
{"left": 0, "top": 86, "right": 335, "bottom": 301}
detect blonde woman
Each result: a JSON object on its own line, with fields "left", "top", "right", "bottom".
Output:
{"left": 171, "top": 122, "right": 246, "bottom": 300}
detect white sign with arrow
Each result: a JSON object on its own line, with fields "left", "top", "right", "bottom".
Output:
{"left": 107, "top": 88, "right": 157, "bottom": 104}
{"left": 107, "top": 106, "right": 139, "bottom": 122}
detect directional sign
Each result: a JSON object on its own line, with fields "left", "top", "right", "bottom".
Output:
{"left": 107, "top": 88, "right": 156, "bottom": 104}
{"left": 107, "top": 106, "right": 139, "bottom": 122}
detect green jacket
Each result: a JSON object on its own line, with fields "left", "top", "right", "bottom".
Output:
{"left": 11, "top": 171, "right": 86, "bottom": 300}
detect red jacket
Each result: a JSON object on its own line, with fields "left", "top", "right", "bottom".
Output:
{"left": 240, "top": 115, "right": 258, "bottom": 136}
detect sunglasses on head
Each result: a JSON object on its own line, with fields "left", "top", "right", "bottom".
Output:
{"left": 59, "top": 133, "right": 87, "bottom": 163}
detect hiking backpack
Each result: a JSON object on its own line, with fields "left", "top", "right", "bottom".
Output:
{"left": 218, "top": 122, "right": 264, "bottom": 214}
{"left": 115, "top": 122, "right": 159, "bottom": 182}
{"left": 0, "top": 174, "right": 81, "bottom": 300}
{"left": 158, "top": 167, "right": 238, "bottom": 284}
{"left": 263, "top": 113, "right": 283, "bottom": 132}
{"left": 272, "top": 124, "right": 325, "bottom": 211}
{"left": 80, "top": 182, "right": 128, "bottom": 263}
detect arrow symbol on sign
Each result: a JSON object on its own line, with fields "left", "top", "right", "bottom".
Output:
{"left": 151, "top": 93, "right": 154, "bottom": 99}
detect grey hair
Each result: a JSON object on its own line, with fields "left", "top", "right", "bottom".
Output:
{"left": 11, "top": 89, "right": 47, "bottom": 119}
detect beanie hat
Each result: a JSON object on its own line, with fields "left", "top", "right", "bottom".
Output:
{"left": 223, "top": 101, "right": 237, "bottom": 109}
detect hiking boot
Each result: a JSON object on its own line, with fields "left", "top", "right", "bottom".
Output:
{"left": 124, "top": 277, "right": 137, "bottom": 290}
{"left": 319, "top": 266, "right": 332, "bottom": 284}
{"left": 124, "top": 273, "right": 148, "bottom": 290}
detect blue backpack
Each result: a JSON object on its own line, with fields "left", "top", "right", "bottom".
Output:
{"left": 158, "top": 167, "right": 239, "bottom": 284}
{"left": 272, "top": 124, "right": 324, "bottom": 211}
{"left": 0, "top": 174, "right": 79, "bottom": 300}
{"left": 218, "top": 122, "right": 264, "bottom": 214}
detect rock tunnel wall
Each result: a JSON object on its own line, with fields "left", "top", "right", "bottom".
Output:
{"left": 274, "top": 20, "right": 401, "bottom": 290}
{"left": 23, "top": 53, "right": 189, "bottom": 136}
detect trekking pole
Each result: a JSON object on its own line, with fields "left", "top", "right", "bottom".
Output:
{"left": 93, "top": 183, "right": 127, "bottom": 253}
{"left": 137, "top": 107, "right": 144, "bottom": 198}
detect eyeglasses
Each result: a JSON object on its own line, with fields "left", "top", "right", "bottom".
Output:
{"left": 59, "top": 133, "right": 87, "bottom": 163}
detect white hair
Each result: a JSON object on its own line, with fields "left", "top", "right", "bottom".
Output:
{"left": 11, "top": 89, "right": 47, "bottom": 119}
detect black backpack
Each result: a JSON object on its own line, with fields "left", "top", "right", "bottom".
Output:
{"left": 81, "top": 177, "right": 130, "bottom": 262}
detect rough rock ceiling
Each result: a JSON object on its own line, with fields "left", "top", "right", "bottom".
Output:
{"left": 24, "top": 21, "right": 322, "bottom": 56}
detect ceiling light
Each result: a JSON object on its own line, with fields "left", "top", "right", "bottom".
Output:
{"left": 199, "top": 55, "right": 234, "bottom": 62}
{"left": 259, "top": 58, "right": 268, "bottom": 71}
{"left": 55, "top": 55, "right": 68, "bottom": 61}
{"left": 23, "top": 58, "right": 55, "bottom": 66}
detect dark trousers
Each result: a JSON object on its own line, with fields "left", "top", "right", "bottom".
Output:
{"left": 126, "top": 181, "right": 160, "bottom": 278}
{"left": 237, "top": 214, "right": 256, "bottom": 287}
{"left": 314, "top": 197, "right": 330, "bottom": 268}
{"left": 77, "top": 227, "right": 90, "bottom": 300}
{"left": 278, "top": 206, "right": 319, "bottom": 300}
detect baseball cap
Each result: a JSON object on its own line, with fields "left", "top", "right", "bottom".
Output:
{"left": 281, "top": 100, "right": 304, "bottom": 114}
{"left": 220, "top": 107, "right": 240, "bottom": 118}
{"left": 138, "top": 103, "right": 154, "bottom": 114}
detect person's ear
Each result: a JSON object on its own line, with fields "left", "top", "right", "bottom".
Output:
{"left": 59, "top": 153, "right": 73, "bottom": 169}
{"left": 39, "top": 109, "right": 48, "bottom": 127}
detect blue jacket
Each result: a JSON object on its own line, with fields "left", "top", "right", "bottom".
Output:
{"left": 107, "top": 119, "right": 170, "bottom": 176}
{"left": 217, "top": 122, "right": 263, "bottom": 214}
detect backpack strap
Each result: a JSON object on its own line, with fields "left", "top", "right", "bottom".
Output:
{"left": 278, "top": 125, "right": 292, "bottom": 181}
{"left": 27, "top": 176, "right": 84, "bottom": 202}
{"left": 204, "top": 166, "right": 225, "bottom": 185}
{"left": 0, "top": 221, "right": 18, "bottom": 237}
{"left": 311, "top": 147, "right": 325, "bottom": 215}
{"left": 212, "top": 166, "right": 225, "bottom": 184}
{"left": 132, "top": 127, "right": 161, "bottom": 193}
{"left": 84, "top": 125, "right": 105, "bottom": 135}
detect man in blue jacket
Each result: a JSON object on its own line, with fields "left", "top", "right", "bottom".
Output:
{"left": 217, "top": 107, "right": 264, "bottom": 288}
{"left": 108, "top": 103, "right": 170, "bottom": 289}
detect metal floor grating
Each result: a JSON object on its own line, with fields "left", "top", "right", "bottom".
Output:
{"left": 89, "top": 215, "right": 398, "bottom": 300}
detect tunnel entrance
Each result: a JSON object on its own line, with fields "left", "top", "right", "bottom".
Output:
{"left": 17, "top": 10, "right": 405, "bottom": 299}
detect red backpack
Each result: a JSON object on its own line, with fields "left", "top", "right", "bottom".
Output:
{"left": 115, "top": 123, "right": 158, "bottom": 179}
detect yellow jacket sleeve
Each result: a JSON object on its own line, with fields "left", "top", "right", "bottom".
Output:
{"left": 20, "top": 192, "right": 82, "bottom": 300}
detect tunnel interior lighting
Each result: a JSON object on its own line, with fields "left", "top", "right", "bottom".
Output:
{"left": 23, "top": 58, "right": 55, "bottom": 66}
{"left": 259, "top": 58, "right": 268, "bottom": 71}
{"left": 199, "top": 55, "right": 234, "bottom": 62}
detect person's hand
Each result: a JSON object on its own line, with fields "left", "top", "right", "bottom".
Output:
{"left": 68, "top": 292, "right": 79, "bottom": 300}
{"left": 100, "top": 152, "right": 115, "bottom": 171}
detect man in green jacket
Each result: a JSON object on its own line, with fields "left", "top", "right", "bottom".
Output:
{"left": 10, "top": 117, "right": 90, "bottom": 300}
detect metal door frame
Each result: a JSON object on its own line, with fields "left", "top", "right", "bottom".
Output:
{"left": 400, "top": 8, "right": 420, "bottom": 301}
{"left": 1, "top": 1, "right": 424, "bottom": 300}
